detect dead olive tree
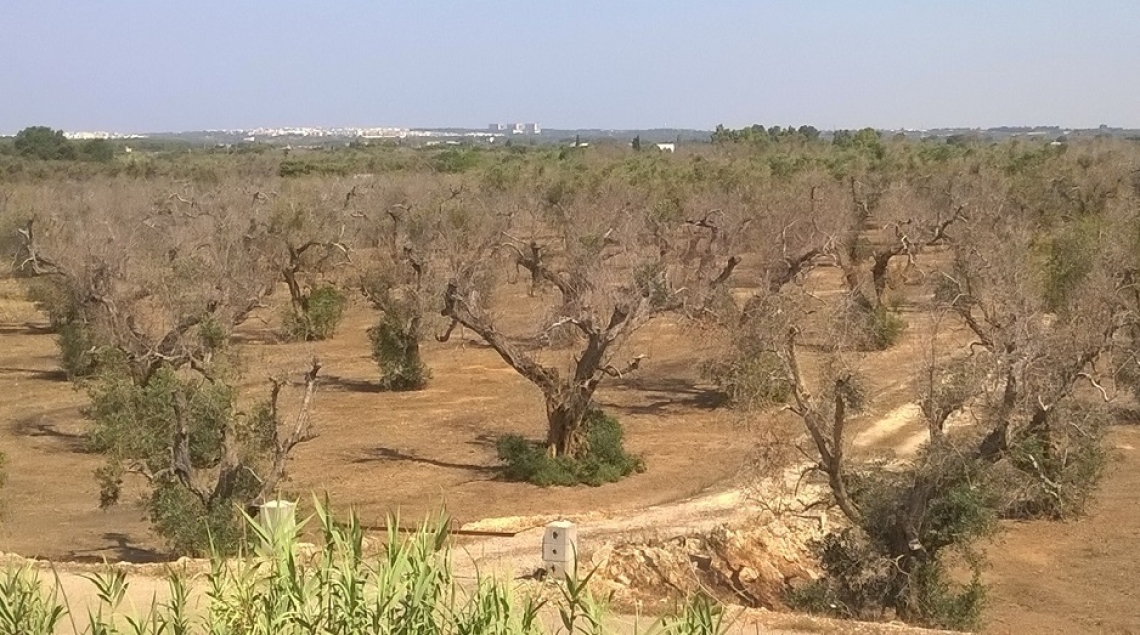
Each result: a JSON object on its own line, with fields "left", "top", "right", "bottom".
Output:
{"left": 822, "top": 172, "right": 967, "bottom": 350}
{"left": 352, "top": 178, "right": 448, "bottom": 390}
{"left": 770, "top": 154, "right": 1138, "bottom": 625}
{"left": 15, "top": 182, "right": 276, "bottom": 378}
{"left": 438, "top": 189, "right": 647, "bottom": 459}
{"left": 933, "top": 170, "right": 1131, "bottom": 519}
{"left": 243, "top": 180, "right": 353, "bottom": 341}
{"left": 694, "top": 172, "right": 850, "bottom": 406}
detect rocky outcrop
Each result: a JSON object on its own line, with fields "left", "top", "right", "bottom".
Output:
{"left": 588, "top": 513, "right": 827, "bottom": 611}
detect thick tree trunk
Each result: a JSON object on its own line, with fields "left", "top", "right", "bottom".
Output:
{"left": 870, "top": 251, "right": 895, "bottom": 302}
{"left": 837, "top": 256, "right": 880, "bottom": 312}
{"left": 283, "top": 266, "right": 306, "bottom": 314}
{"left": 405, "top": 314, "right": 424, "bottom": 366}
{"left": 544, "top": 389, "right": 592, "bottom": 457}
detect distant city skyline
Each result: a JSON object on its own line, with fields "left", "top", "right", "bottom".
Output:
{"left": 2, "top": 1, "right": 1138, "bottom": 134}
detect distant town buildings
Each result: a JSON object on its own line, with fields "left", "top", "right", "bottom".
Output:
{"left": 245, "top": 126, "right": 413, "bottom": 139}
{"left": 63, "top": 131, "right": 145, "bottom": 140}
{"left": 489, "top": 122, "right": 540, "bottom": 135}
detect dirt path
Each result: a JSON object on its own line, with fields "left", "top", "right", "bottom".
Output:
{"left": 449, "top": 486, "right": 756, "bottom": 580}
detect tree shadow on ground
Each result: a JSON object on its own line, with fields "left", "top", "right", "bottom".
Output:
{"left": 1109, "top": 404, "right": 1140, "bottom": 426}
{"left": 320, "top": 374, "right": 383, "bottom": 393}
{"left": 64, "top": 533, "right": 168, "bottom": 564}
{"left": 0, "top": 366, "right": 68, "bottom": 381}
{"left": 600, "top": 376, "right": 728, "bottom": 416}
{"left": 0, "top": 322, "right": 53, "bottom": 335}
{"left": 12, "top": 412, "right": 90, "bottom": 453}
{"left": 468, "top": 432, "right": 503, "bottom": 452}
{"left": 230, "top": 329, "right": 284, "bottom": 345}
{"left": 353, "top": 446, "right": 497, "bottom": 474}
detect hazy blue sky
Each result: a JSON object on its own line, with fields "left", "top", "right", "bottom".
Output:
{"left": 2, "top": 1, "right": 1137, "bottom": 133}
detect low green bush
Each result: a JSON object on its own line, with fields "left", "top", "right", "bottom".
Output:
{"left": 1002, "top": 403, "right": 1109, "bottom": 520}
{"left": 22, "top": 277, "right": 76, "bottom": 329}
{"left": 56, "top": 321, "right": 99, "bottom": 379}
{"left": 496, "top": 409, "right": 644, "bottom": 487}
{"left": 281, "top": 284, "right": 346, "bottom": 341}
{"left": 700, "top": 351, "right": 790, "bottom": 408}
{"left": 846, "top": 302, "right": 907, "bottom": 351}
{"left": 368, "top": 312, "right": 430, "bottom": 391}
{"left": 146, "top": 478, "right": 256, "bottom": 556}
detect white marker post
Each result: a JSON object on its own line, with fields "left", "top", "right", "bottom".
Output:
{"left": 542, "top": 520, "right": 578, "bottom": 580}
{"left": 258, "top": 500, "right": 297, "bottom": 547}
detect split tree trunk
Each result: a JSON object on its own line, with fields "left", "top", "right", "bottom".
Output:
{"left": 544, "top": 389, "right": 593, "bottom": 457}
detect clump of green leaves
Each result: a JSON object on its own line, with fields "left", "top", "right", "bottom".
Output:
{"left": 282, "top": 283, "right": 346, "bottom": 341}
{"left": 22, "top": 277, "right": 75, "bottom": 329}
{"left": 361, "top": 263, "right": 433, "bottom": 391}
{"left": 1001, "top": 402, "right": 1109, "bottom": 520}
{"left": 845, "top": 302, "right": 907, "bottom": 351}
{"left": 21, "top": 277, "right": 101, "bottom": 378}
{"left": 56, "top": 321, "right": 99, "bottom": 379}
{"left": 368, "top": 311, "right": 431, "bottom": 391}
{"left": 433, "top": 148, "right": 481, "bottom": 173}
{"left": 496, "top": 409, "right": 645, "bottom": 486}
{"left": 701, "top": 351, "right": 790, "bottom": 409}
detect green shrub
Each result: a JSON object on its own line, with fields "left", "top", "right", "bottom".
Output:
{"left": 700, "top": 351, "right": 790, "bottom": 408}
{"left": 703, "top": 301, "right": 794, "bottom": 408}
{"left": 848, "top": 302, "right": 907, "bottom": 351}
{"left": 496, "top": 409, "right": 644, "bottom": 486}
{"left": 57, "top": 321, "right": 99, "bottom": 379}
{"left": 22, "top": 277, "right": 76, "bottom": 329}
{"left": 278, "top": 158, "right": 353, "bottom": 178}
{"left": 787, "top": 529, "right": 893, "bottom": 620}
{"left": 22, "top": 278, "right": 104, "bottom": 379}
{"left": 368, "top": 312, "right": 430, "bottom": 391}
{"left": 13, "top": 126, "right": 75, "bottom": 161}
{"left": 634, "top": 261, "right": 672, "bottom": 309}
{"left": 146, "top": 477, "right": 255, "bottom": 556}
{"left": 1002, "top": 403, "right": 1109, "bottom": 520}
{"left": 282, "top": 284, "right": 346, "bottom": 341}
{"left": 910, "top": 562, "right": 986, "bottom": 632}
{"left": 790, "top": 529, "right": 986, "bottom": 631}
{"left": 432, "top": 148, "right": 481, "bottom": 173}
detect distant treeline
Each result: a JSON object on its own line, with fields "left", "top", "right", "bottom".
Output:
{"left": 1, "top": 126, "right": 115, "bottom": 162}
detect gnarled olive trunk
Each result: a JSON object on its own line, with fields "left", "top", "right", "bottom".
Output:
{"left": 544, "top": 388, "right": 593, "bottom": 458}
